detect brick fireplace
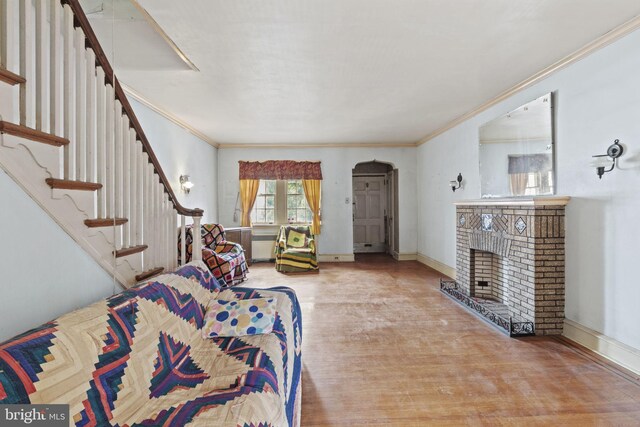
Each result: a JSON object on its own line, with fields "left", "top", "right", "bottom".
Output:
{"left": 442, "top": 197, "right": 570, "bottom": 336}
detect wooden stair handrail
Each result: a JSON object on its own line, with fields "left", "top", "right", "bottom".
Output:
{"left": 60, "top": 0, "right": 203, "bottom": 218}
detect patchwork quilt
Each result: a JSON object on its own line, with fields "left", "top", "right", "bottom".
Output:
{"left": 0, "top": 262, "right": 302, "bottom": 427}
{"left": 179, "top": 224, "right": 249, "bottom": 286}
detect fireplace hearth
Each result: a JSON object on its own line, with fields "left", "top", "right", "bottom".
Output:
{"left": 442, "top": 197, "right": 570, "bottom": 336}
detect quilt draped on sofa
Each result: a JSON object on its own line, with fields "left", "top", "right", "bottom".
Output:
{"left": 0, "top": 262, "right": 302, "bottom": 426}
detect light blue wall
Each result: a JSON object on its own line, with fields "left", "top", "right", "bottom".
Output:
{"left": 0, "top": 170, "right": 115, "bottom": 341}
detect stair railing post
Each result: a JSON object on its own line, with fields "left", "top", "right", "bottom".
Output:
{"left": 192, "top": 216, "right": 202, "bottom": 262}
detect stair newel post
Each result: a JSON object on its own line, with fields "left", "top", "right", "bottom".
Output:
{"left": 122, "top": 120, "right": 131, "bottom": 249}
{"left": 104, "top": 83, "right": 115, "bottom": 219}
{"left": 113, "top": 101, "right": 123, "bottom": 250}
{"left": 49, "top": 0, "right": 62, "bottom": 138}
{"left": 192, "top": 216, "right": 202, "bottom": 262}
{"left": 74, "top": 27, "right": 86, "bottom": 181}
{"left": 34, "top": 0, "right": 50, "bottom": 133}
{"left": 95, "top": 67, "right": 106, "bottom": 218}
{"left": 180, "top": 215, "right": 186, "bottom": 266}
{"left": 18, "top": 0, "right": 35, "bottom": 129}
{"left": 62, "top": 4, "right": 75, "bottom": 180}
{"left": 85, "top": 48, "right": 96, "bottom": 184}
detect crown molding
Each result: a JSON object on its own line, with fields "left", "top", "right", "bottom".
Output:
{"left": 218, "top": 142, "right": 417, "bottom": 149}
{"left": 416, "top": 15, "right": 640, "bottom": 146}
{"left": 121, "top": 83, "right": 220, "bottom": 148}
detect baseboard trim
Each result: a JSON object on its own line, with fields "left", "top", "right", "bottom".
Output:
{"left": 393, "top": 252, "right": 417, "bottom": 261}
{"left": 416, "top": 253, "right": 456, "bottom": 279}
{"left": 318, "top": 254, "right": 355, "bottom": 262}
{"left": 563, "top": 319, "right": 640, "bottom": 376}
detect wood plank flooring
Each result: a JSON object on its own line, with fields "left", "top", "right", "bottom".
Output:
{"left": 246, "top": 254, "right": 640, "bottom": 426}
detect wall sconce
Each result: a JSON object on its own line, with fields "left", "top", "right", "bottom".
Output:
{"left": 592, "top": 139, "right": 624, "bottom": 179}
{"left": 180, "top": 175, "right": 194, "bottom": 194}
{"left": 450, "top": 173, "right": 463, "bottom": 192}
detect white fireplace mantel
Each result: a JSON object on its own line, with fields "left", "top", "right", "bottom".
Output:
{"left": 454, "top": 196, "right": 571, "bottom": 207}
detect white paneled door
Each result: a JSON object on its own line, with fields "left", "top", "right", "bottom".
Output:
{"left": 353, "top": 176, "right": 386, "bottom": 253}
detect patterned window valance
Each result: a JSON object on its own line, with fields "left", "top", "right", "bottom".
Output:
{"left": 239, "top": 161, "right": 323, "bottom": 180}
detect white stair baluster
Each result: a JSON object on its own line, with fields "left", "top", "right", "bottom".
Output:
{"left": 122, "top": 117, "right": 131, "bottom": 248}
{"left": 49, "top": 0, "right": 62, "bottom": 137}
{"left": 147, "top": 164, "right": 156, "bottom": 269}
{"left": 180, "top": 215, "right": 186, "bottom": 266}
{"left": 19, "top": 0, "right": 35, "bottom": 128}
{"left": 62, "top": 4, "right": 75, "bottom": 179}
{"left": 128, "top": 128, "right": 137, "bottom": 247}
{"left": 104, "top": 83, "right": 115, "bottom": 218}
{"left": 136, "top": 143, "right": 144, "bottom": 247}
{"left": 95, "top": 67, "right": 106, "bottom": 218}
{"left": 0, "top": 0, "right": 8, "bottom": 69}
{"left": 85, "top": 48, "right": 96, "bottom": 184}
{"left": 166, "top": 196, "right": 171, "bottom": 269}
{"left": 35, "top": 0, "right": 49, "bottom": 132}
{"left": 74, "top": 28, "right": 86, "bottom": 181}
{"left": 172, "top": 211, "right": 178, "bottom": 269}
{"left": 114, "top": 102, "right": 123, "bottom": 249}
{"left": 162, "top": 194, "right": 167, "bottom": 269}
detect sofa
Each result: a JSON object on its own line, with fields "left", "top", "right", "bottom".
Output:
{"left": 179, "top": 224, "right": 249, "bottom": 286}
{"left": 0, "top": 262, "right": 302, "bottom": 427}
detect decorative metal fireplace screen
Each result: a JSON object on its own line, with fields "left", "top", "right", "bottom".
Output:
{"left": 440, "top": 280, "right": 534, "bottom": 337}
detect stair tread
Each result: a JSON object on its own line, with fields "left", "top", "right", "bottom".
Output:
{"left": 114, "top": 245, "right": 148, "bottom": 258}
{"left": 135, "top": 267, "right": 165, "bottom": 282}
{"left": 0, "top": 68, "right": 26, "bottom": 85}
{"left": 85, "top": 218, "right": 128, "bottom": 227}
{"left": 46, "top": 178, "right": 102, "bottom": 191}
{"left": 0, "top": 121, "right": 69, "bottom": 147}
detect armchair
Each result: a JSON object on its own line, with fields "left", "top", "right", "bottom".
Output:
{"left": 275, "top": 225, "right": 319, "bottom": 273}
{"left": 178, "top": 224, "right": 248, "bottom": 286}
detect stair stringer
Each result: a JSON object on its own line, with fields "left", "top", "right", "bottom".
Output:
{"left": 0, "top": 133, "right": 142, "bottom": 288}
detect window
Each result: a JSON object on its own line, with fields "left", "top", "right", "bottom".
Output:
{"left": 251, "top": 180, "right": 276, "bottom": 224}
{"left": 251, "top": 180, "right": 312, "bottom": 225}
{"left": 287, "top": 180, "right": 313, "bottom": 224}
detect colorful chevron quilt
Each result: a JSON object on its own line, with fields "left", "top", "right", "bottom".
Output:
{"left": 0, "top": 262, "right": 302, "bottom": 427}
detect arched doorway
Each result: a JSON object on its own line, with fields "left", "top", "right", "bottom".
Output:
{"left": 352, "top": 161, "right": 398, "bottom": 255}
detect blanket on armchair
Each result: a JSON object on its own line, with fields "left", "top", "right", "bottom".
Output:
{"left": 0, "top": 262, "right": 302, "bottom": 427}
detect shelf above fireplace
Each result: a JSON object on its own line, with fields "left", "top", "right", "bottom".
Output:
{"left": 453, "top": 196, "right": 570, "bottom": 206}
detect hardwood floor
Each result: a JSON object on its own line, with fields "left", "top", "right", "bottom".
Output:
{"left": 246, "top": 254, "right": 640, "bottom": 426}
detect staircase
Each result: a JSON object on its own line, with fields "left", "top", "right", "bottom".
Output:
{"left": 0, "top": 0, "right": 203, "bottom": 287}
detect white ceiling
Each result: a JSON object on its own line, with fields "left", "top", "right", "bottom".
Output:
{"left": 86, "top": 1, "right": 640, "bottom": 146}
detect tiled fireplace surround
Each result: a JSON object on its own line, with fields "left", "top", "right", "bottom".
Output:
{"left": 452, "top": 198, "right": 570, "bottom": 335}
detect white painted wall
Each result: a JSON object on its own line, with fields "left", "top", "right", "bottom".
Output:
{"left": 130, "top": 99, "right": 219, "bottom": 223}
{"left": 417, "top": 28, "right": 640, "bottom": 351}
{"left": 218, "top": 147, "right": 417, "bottom": 255}
{"left": 0, "top": 170, "right": 116, "bottom": 341}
